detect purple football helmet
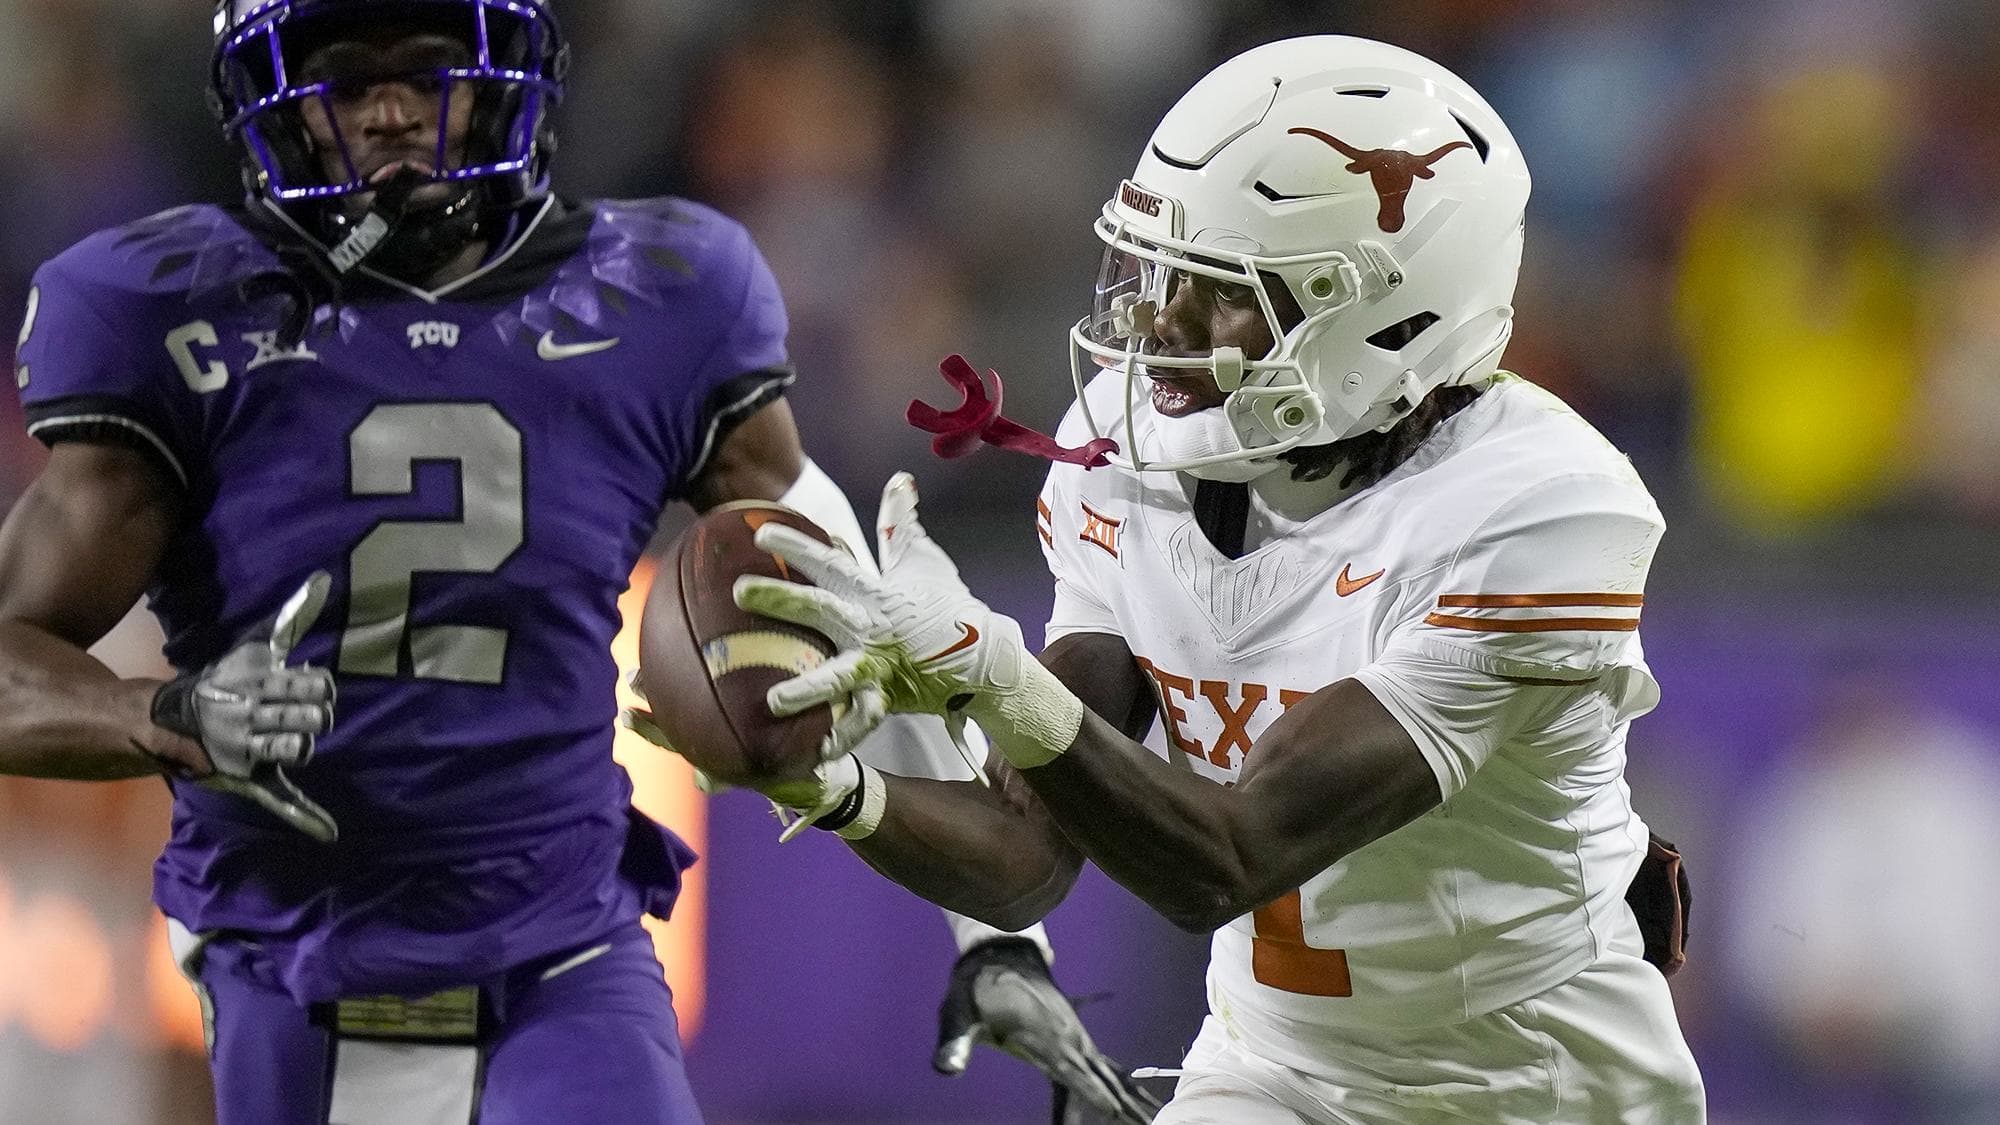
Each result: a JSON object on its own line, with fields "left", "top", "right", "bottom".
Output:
{"left": 210, "top": 0, "right": 567, "bottom": 206}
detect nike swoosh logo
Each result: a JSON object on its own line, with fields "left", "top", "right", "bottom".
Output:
{"left": 918, "top": 621, "right": 979, "bottom": 664}
{"left": 1335, "top": 564, "right": 1385, "bottom": 597}
{"left": 536, "top": 330, "right": 620, "bottom": 361}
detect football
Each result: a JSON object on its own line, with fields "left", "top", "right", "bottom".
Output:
{"left": 637, "top": 502, "right": 839, "bottom": 787}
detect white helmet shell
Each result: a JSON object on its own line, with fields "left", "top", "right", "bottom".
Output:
{"left": 1070, "top": 35, "right": 1531, "bottom": 476}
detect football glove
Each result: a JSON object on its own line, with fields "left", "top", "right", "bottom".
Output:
{"left": 619, "top": 671, "right": 884, "bottom": 843}
{"left": 935, "top": 937, "right": 1159, "bottom": 1125}
{"left": 733, "top": 472, "right": 1083, "bottom": 770}
{"left": 1625, "top": 832, "right": 1692, "bottom": 977}
{"left": 151, "top": 571, "right": 339, "bottom": 842}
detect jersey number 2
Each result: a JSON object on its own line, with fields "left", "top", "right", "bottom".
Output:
{"left": 340, "top": 403, "right": 524, "bottom": 684}
{"left": 1252, "top": 889, "right": 1352, "bottom": 997}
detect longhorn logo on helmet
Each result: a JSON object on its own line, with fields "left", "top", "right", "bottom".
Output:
{"left": 1287, "top": 128, "right": 1473, "bottom": 233}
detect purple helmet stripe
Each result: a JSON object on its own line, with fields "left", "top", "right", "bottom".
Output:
{"left": 321, "top": 88, "right": 361, "bottom": 185}
{"left": 473, "top": 0, "right": 492, "bottom": 66}
{"left": 433, "top": 81, "right": 452, "bottom": 171}
{"left": 244, "top": 120, "right": 279, "bottom": 180}
{"left": 265, "top": 23, "right": 286, "bottom": 89}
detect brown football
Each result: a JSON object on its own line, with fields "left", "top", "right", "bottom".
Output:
{"left": 637, "top": 502, "right": 837, "bottom": 788}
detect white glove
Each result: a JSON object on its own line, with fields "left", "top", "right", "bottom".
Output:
{"left": 733, "top": 473, "right": 1083, "bottom": 770}
{"left": 151, "top": 571, "right": 339, "bottom": 842}
{"left": 619, "top": 671, "right": 884, "bottom": 843}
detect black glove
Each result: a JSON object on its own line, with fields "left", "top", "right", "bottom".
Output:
{"left": 152, "top": 571, "right": 339, "bottom": 842}
{"left": 934, "top": 938, "right": 1160, "bottom": 1124}
{"left": 1624, "top": 832, "right": 1692, "bottom": 977}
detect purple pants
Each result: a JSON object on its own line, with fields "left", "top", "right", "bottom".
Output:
{"left": 192, "top": 922, "right": 703, "bottom": 1124}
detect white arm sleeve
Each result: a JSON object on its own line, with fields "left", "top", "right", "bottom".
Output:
{"left": 780, "top": 461, "right": 990, "bottom": 781}
{"left": 778, "top": 457, "right": 877, "bottom": 576}
{"left": 779, "top": 458, "right": 1054, "bottom": 961}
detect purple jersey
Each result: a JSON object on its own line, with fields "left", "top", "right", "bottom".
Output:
{"left": 15, "top": 197, "right": 790, "bottom": 1003}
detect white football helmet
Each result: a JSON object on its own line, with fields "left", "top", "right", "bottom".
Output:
{"left": 1069, "top": 36, "right": 1531, "bottom": 479}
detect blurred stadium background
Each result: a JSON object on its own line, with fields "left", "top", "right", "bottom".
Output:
{"left": 3, "top": 0, "right": 1999, "bottom": 1121}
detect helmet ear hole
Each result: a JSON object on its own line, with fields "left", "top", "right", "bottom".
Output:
{"left": 1365, "top": 311, "right": 1440, "bottom": 352}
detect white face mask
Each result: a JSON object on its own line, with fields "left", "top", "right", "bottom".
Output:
{"left": 1142, "top": 395, "right": 1290, "bottom": 483}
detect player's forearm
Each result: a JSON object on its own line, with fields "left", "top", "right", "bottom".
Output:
{"left": 0, "top": 620, "right": 191, "bottom": 779}
{"left": 991, "top": 675, "right": 1441, "bottom": 933}
{"left": 951, "top": 633, "right": 1289, "bottom": 931}
{"left": 1007, "top": 707, "right": 1272, "bottom": 932}
{"left": 848, "top": 770, "right": 1082, "bottom": 932}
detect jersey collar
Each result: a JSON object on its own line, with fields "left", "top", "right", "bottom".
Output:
{"left": 254, "top": 195, "right": 559, "bottom": 305}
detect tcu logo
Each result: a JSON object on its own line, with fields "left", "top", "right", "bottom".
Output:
{"left": 1135, "top": 657, "right": 1312, "bottom": 770}
{"left": 407, "top": 320, "right": 461, "bottom": 349}
{"left": 1118, "top": 181, "right": 1164, "bottom": 217}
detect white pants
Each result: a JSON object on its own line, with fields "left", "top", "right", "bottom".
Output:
{"left": 1159, "top": 910, "right": 1705, "bottom": 1124}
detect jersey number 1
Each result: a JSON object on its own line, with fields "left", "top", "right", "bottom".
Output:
{"left": 340, "top": 403, "right": 524, "bottom": 684}
{"left": 1252, "top": 889, "right": 1352, "bottom": 997}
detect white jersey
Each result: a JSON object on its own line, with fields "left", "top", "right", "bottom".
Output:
{"left": 1037, "top": 373, "right": 1665, "bottom": 1071}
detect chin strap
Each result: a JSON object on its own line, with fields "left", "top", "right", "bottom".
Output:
{"left": 320, "top": 168, "right": 427, "bottom": 273}
{"left": 239, "top": 169, "right": 464, "bottom": 350}
{"left": 909, "top": 355, "right": 1118, "bottom": 469}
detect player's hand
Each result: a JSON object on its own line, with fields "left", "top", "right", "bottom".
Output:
{"left": 734, "top": 473, "right": 1079, "bottom": 769}
{"left": 619, "top": 671, "right": 878, "bottom": 843}
{"left": 734, "top": 471, "right": 1024, "bottom": 721}
{"left": 151, "top": 571, "right": 339, "bottom": 842}
{"left": 934, "top": 938, "right": 1160, "bottom": 1125}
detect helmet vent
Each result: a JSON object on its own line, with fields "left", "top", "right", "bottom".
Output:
{"left": 1337, "top": 87, "right": 1390, "bottom": 98}
{"left": 1365, "top": 311, "right": 1440, "bottom": 352}
{"left": 1151, "top": 143, "right": 1207, "bottom": 171}
{"left": 1449, "top": 111, "right": 1490, "bottom": 161}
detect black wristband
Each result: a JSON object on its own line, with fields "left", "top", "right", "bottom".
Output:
{"left": 812, "top": 771, "right": 869, "bottom": 833}
{"left": 951, "top": 936, "right": 1049, "bottom": 981}
{"left": 151, "top": 674, "right": 202, "bottom": 740}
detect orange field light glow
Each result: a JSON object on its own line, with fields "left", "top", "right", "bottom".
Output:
{"left": 4, "top": 560, "right": 706, "bottom": 1058}
{"left": 613, "top": 558, "right": 709, "bottom": 1043}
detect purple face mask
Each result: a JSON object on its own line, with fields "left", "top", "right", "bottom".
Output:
{"left": 211, "top": 0, "right": 566, "bottom": 203}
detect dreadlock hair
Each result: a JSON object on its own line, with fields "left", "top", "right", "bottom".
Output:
{"left": 1278, "top": 383, "right": 1484, "bottom": 489}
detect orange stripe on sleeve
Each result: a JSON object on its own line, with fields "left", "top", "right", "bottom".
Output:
{"left": 1036, "top": 498, "right": 1052, "bottom": 522}
{"left": 1424, "top": 612, "right": 1641, "bottom": 633}
{"left": 1435, "top": 592, "right": 1644, "bottom": 608}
